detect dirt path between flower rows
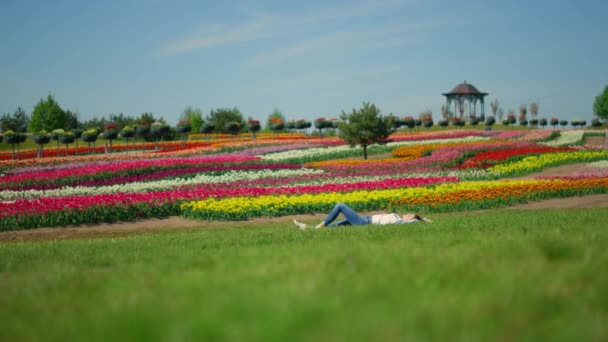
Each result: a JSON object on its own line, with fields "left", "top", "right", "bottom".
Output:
{"left": 2, "top": 162, "right": 608, "bottom": 243}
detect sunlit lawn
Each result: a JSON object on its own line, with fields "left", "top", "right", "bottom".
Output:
{"left": 1, "top": 209, "right": 607, "bottom": 341}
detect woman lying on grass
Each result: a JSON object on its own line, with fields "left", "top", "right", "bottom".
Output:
{"left": 293, "top": 202, "right": 431, "bottom": 230}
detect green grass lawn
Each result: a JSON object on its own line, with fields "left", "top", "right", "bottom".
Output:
{"left": 1, "top": 209, "right": 608, "bottom": 341}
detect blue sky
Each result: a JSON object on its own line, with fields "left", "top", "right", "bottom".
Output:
{"left": 1, "top": 0, "right": 607, "bottom": 125}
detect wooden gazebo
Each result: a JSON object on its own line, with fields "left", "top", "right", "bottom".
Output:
{"left": 442, "top": 81, "right": 488, "bottom": 121}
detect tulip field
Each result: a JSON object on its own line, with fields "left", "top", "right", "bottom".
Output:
{"left": 1, "top": 129, "right": 608, "bottom": 231}
{"left": 2, "top": 128, "right": 608, "bottom": 341}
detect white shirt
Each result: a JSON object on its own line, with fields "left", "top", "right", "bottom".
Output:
{"left": 371, "top": 213, "right": 405, "bottom": 225}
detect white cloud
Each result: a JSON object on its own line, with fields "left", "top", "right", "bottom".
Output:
{"left": 247, "top": 19, "right": 435, "bottom": 66}
{"left": 159, "top": 15, "right": 276, "bottom": 55}
{"left": 158, "top": 0, "right": 414, "bottom": 56}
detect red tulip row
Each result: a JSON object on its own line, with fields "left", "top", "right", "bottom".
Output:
{"left": 0, "top": 176, "right": 456, "bottom": 230}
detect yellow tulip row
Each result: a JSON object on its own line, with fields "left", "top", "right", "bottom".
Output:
{"left": 180, "top": 177, "right": 608, "bottom": 220}
{"left": 488, "top": 150, "right": 608, "bottom": 175}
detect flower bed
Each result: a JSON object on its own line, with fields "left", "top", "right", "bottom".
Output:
{"left": 180, "top": 177, "right": 608, "bottom": 220}
{"left": 2, "top": 129, "right": 607, "bottom": 231}
{"left": 488, "top": 150, "right": 608, "bottom": 176}
{"left": 0, "top": 176, "right": 454, "bottom": 230}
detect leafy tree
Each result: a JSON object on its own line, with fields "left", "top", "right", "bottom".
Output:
{"left": 265, "top": 109, "right": 286, "bottom": 131}
{"left": 81, "top": 129, "right": 99, "bottom": 154}
{"left": 402, "top": 116, "right": 415, "bottom": 133}
{"left": 121, "top": 125, "right": 136, "bottom": 152}
{"left": 314, "top": 118, "right": 332, "bottom": 137}
{"left": 33, "top": 130, "right": 51, "bottom": 158}
{"left": 485, "top": 116, "right": 496, "bottom": 129}
{"left": 3, "top": 130, "right": 27, "bottom": 160}
{"left": 59, "top": 131, "right": 75, "bottom": 156}
{"left": 176, "top": 120, "right": 192, "bottom": 147}
{"left": 338, "top": 102, "right": 392, "bottom": 160}
{"left": 64, "top": 110, "right": 82, "bottom": 130}
{"left": 418, "top": 110, "right": 432, "bottom": 122}
{"left": 594, "top": 85, "right": 608, "bottom": 120}
{"left": 137, "top": 112, "right": 158, "bottom": 126}
{"left": 550, "top": 117, "right": 559, "bottom": 128}
{"left": 29, "top": 95, "right": 68, "bottom": 132}
{"left": 209, "top": 108, "right": 244, "bottom": 134}
{"left": 0, "top": 107, "right": 29, "bottom": 132}
{"left": 248, "top": 120, "right": 261, "bottom": 140}
{"left": 285, "top": 121, "right": 296, "bottom": 132}
{"left": 72, "top": 128, "right": 83, "bottom": 149}
{"left": 539, "top": 118, "right": 548, "bottom": 128}
{"left": 136, "top": 124, "right": 151, "bottom": 145}
{"left": 384, "top": 115, "right": 399, "bottom": 130}
{"left": 50, "top": 129, "right": 65, "bottom": 154}
{"left": 151, "top": 122, "right": 170, "bottom": 150}
{"left": 0, "top": 112, "right": 10, "bottom": 132}
{"left": 592, "top": 118, "right": 603, "bottom": 127}
{"left": 295, "top": 120, "right": 312, "bottom": 135}
{"left": 108, "top": 113, "right": 135, "bottom": 129}
{"left": 82, "top": 117, "right": 107, "bottom": 133}
{"left": 225, "top": 121, "right": 241, "bottom": 137}
{"left": 200, "top": 122, "right": 215, "bottom": 142}
{"left": 453, "top": 117, "right": 465, "bottom": 127}
{"left": 103, "top": 123, "right": 119, "bottom": 153}
{"left": 180, "top": 107, "right": 204, "bottom": 135}
{"left": 420, "top": 111, "right": 434, "bottom": 129}
{"left": 268, "top": 117, "right": 284, "bottom": 137}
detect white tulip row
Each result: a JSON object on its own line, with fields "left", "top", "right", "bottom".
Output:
{"left": 0, "top": 168, "right": 324, "bottom": 201}
{"left": 587, "top": 160, "right": 608, "bottom": 168}
{"left": 281, "top": 169, "right": 498, "bottom": 187}
{"left": 260, "top": 136, "right": 489, "bottom": 161}
{"left": 541, "top": 130, "right": 604, "bottom": 147}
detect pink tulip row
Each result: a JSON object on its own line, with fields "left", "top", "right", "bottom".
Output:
{"left": 1, "top": 155, "right": 261, "bottom": 185}
{"left": 491, "top": 131, "right": 527, "bottom": 139}
{"left": 390, "top": 131, "right": 485, "bottom": 142}
{"left": 513, "top": 130, "right": 554, "bottom": 141}
{"left": 6, "top": 163, "right": 303, "bottom": 191}
{"left": 0, "top": 176, "right": 457, "bottom": 219}
{"left": 428, "top": 142, "right": 539, "bottom": 164}
{"left": 314, "top": 142, "right": 539, "bottom": 173}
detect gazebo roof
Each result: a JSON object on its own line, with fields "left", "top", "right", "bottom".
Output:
{"left": 443, "top": 81, "right": 488, "bottom": 96}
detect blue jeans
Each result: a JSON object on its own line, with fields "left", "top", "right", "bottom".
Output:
{"left": 323, "top": 203, "right": 372, "bottom": 227}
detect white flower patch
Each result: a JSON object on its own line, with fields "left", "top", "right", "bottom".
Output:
{"left": 587, "top": 160, "right": 608, "bottom": 168}
{"left": 540, "top": 130, "right": 605, "bottom": 147}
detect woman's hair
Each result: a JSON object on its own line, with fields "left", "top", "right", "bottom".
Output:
{"left": 413, "top": 214, "right": 423, "bottom": 221}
